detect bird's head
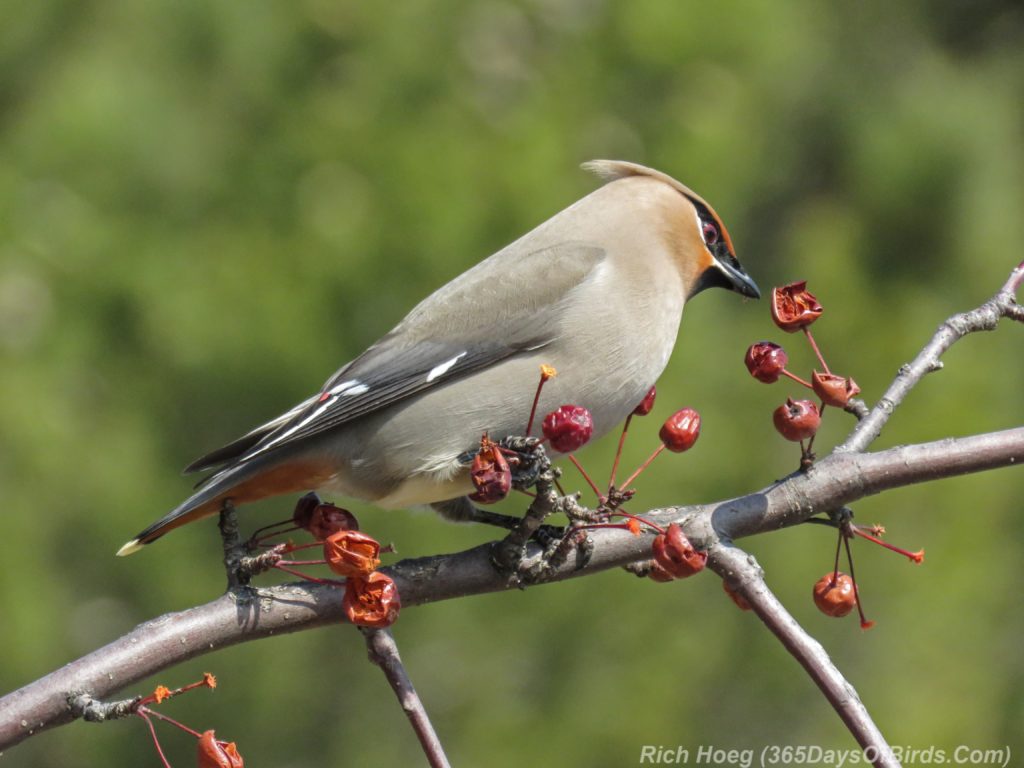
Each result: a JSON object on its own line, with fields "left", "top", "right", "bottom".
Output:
{"left": 583, "top": 160, "right": 760, "bottom": 301}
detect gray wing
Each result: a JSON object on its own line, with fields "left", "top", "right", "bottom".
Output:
{"left": 185, "top": 242, "right": 605, "bottom": 474}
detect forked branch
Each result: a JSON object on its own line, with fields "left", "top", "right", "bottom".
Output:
{"left": 0, "top": 263, "right": 1021, "bottom": 766}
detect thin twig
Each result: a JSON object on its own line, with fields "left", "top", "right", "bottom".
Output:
{"left": 3, "top": 427, "right": 1021, "bottom": 751}
{"left": 608, "top": 413, "right": 633, "bottom": 488}
{"left": 838, "top": 260, "right": 1024, "bottom": 453}
{"left": 361, "top": 628, "right": 451, "bottom": 768}
{"left": 709, "top": 544, "right": 897, "bottom": 768}
{"left": 3, "top": 264, "right": 1023, "bottom": 758}
{"left": 68, "top": 692, "right": 141, "bottom": 723}
{"left": 218, "top": 500, "right": 246, "bottom": 589}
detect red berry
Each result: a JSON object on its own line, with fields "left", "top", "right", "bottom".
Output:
{"left": 291, "top": 493, "right": 320, "bottom": 530}
{"left": 542, "top": 405, "right": 594, "bottom": 453}
{"left": 647, "top": 561, "right": 676, "bottom": 583}
{"left": 659, "top": 408, "right": 701, "bottom": 452}
{"left": 468, "top": 436, "right": 511, "bottom": 504}
{"left": 311, "top": 505, "right": 359, "bottom": 541}
{"left": 293, "top": 494, "right": 359, "bottom": 540}
{"left": 812, "top": 572, "right": 856, "bottom": 617}
{"left": 772, "top": 398, "right": 820, "bottom": 441}
{"left": 722, "top": 579, "right": 752, "bottom": 611}
{"left": 323, "top": 530, "right": 381, "bottom": 577}
{"left": 651, "top": 523, "right": 707, "bottom": 578}
{"left": 197, "top": 730, "right": 244, "bottom": 768}
{"left": 633, "top": 386, "right": 657, "bottom": 416}
{"left": 811, "top": 371, "right": 861, "bottom": 408}
{"left": 744, "top": 341, "right": 789, "bottom": 383}
{"left": 343, "top": 571, "right": 401, "bottom": 628}
{"left": 771, "top": 281, "right": 823, "bottom": 332}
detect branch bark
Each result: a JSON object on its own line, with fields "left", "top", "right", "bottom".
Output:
{"left": 838, "top": 258, "right": 1024, "bottom": 453}
{"left": 361, "top": 628, "right": 451, "bottom": 768}
{"left": 2, "top": 261, "right": 1021, "bottom": 761}
{"left": 2, "top": 427, "right": 1021, "bottom": 752}
{"left": 709, "top": 545, "right": 898, "bottom": 768}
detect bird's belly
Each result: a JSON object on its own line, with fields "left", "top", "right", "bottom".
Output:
{"left": 369, "top": 473, "right": 475, "bottom": 509}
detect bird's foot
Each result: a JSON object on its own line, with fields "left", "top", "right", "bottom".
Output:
{"left": 490, "top": 490, "right": 600, "bottom": 586}
{"left": 430, "top": 497, "right": 565, "bottom": 558}
{"left": 495, "top": 435, "right": 546, "bottom": 490}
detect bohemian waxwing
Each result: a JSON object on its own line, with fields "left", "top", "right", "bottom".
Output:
{"left": 118, "top": 160, "right": 759, "bottom": 555}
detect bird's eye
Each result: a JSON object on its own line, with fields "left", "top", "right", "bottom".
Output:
{"left": 702, "top": 221, "right": 719, "bottom": 246}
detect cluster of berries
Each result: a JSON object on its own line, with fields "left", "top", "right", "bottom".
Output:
{"left": 289, "top": 495, "right": 400, "bottom": 629}
{"left": 242, "top": 495, "right": 400, "bottom": 629}
{"left": 745, "top": 281, "right": 860, "bottom": 453}
{"left": 469, "top": 365, "right": 701, "bottom": 507}
{"left": 745, "top": 281, "right": 927, "bottom": 628}
{"left": 466, "top": 367, "right": 709, "bottom": 583}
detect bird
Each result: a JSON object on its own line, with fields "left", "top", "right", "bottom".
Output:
{"left": 118, "top": 160, "right": 759, "bottom": 556}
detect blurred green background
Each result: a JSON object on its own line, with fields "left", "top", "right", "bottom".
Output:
{"left": 2, "top": 1, "right": 1023, "bottom": 766}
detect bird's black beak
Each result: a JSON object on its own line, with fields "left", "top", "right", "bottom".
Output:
{"left": 715, "top": 256, "right": 761, "bottom": 299}
{"left": 693, "top": 254, "right": 761, "bottom": 299}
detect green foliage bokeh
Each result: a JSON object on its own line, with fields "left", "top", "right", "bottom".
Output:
{"left": 2, "top": 2, "right": 1022, "bottom": 765}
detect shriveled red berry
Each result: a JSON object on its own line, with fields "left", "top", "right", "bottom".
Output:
{"left": 343, "top": 571, "right": 401, "bottom": 628}
{"left": 659, "top": 408, "right": 701, "bottom": 452}
{"left": 744, "top": 341, "right": 789, "bottom": 383}
{"left": 292, "top": 493, "right": 359, "bottom": 539}
{"left": 291, "top": 493, "right": 320, "bottom": 530}
{"left": 651, "top": 523, "right": 707, "bottom": 578}
{"left": 812, "top": 572, "right": 856, "bottom": 617}
{"left": 647, "top": 561, "right": 676, "bottom": 583}
{"left": 773, "top": 398, "right": 820, "bottom": 441}
{"left": 323, "top": 530, "right": 381, "bottom": 577}
{"left": 197, "top": 730, "right": 244, "bottom": 768}
{"left": 308, "top": 504, "right": 359, "bottom": 541}
{"left": 722, "top": 579, "right": 752, "bottom": 611}
{"left": 771, "top": 281, "right": 823, "bottom": 332}
{"left": 811, "top": 371, "right": 861, "bottom": 408}
{"left": 633, "top": 386, "right": 657, "bottom": 416}
{"left": 542, "top": 405, "right": 594, "bottom": 453}
{"left": 468, "top": 435, "right": 511, "bottom": 504}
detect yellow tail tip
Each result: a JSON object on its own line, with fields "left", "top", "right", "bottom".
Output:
{"left": 116, "top": 539, "right": 144, "bottom": 557}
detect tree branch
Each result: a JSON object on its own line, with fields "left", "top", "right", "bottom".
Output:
{"left": 710, "top": 545, "right": 898, "bottom": 768}
{"left": 3, "top": 262, "right": 1021, "bottom": 759}
{"left": 361, "top": 628, "right": 451, "bottom": 768}
{"left": 838, "top": 259, "right": 1024, "bottom": 453}
{"left": 2, "top": 427, "right": 1021, "bottom": 752}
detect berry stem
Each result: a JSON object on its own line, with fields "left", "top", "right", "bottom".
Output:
{"left": 282, "top": 541, "right": 325, "bottom": 554}
{"left": 252, "top": 524, "right": 302, "bottom": 547}
{"left": 568, "top": 454, "right": 605, "bottom": 501}
{"left": 608, "top": 413, "right": 634, "bottom": 489}
{"left": 803, "top": 402, "right": 826, "bottom": 459}
{"left": 608, "top": 508, "right": 664, "bottom": 535}
{"left": 137, "top": 711, "right": 173, "bottom": 768}
{"left": 851, "top": 526, "right": 924, "bottom": 563}
{"left": 272, "top": 563, "right": 342, "bottom": 585}
{"left": 781, "top": 369, "right": 814, "bottom": 389}
{"left": 249, "top": 518, "right": 297, "bottom": 540}
{"left": 831, "top": 528, "right": 843, "bottom": 579}
{"left": 843, "top": 535, "right": 874, "bottom": 630}
{"left": 619, "top": 444, "right": 666, "bottom": 491}
{"left": 803, "top": 327, "right": 831, "bottom": 374}
{"left": 139, "top": 706, "right": 203, "bottom": 739}
{"left": 525, "top": 366, "right": 555, "bottom": 436}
